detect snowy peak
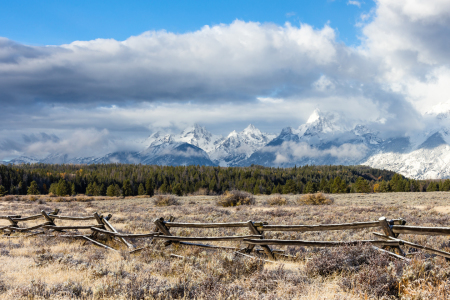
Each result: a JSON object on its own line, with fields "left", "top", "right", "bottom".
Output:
{"left": 306, "top": 109, "right": 321, "bottom": 124}
{"left": 297, "top": 109, "right": 346, "bottom": 138}
{"left": 178, "top": 124, "right": 223, "bottom": 153}
{"left": 209, "top": 124, "right": 276, "bottom": 166}
{"left": 143, "top": 131, "right": 175, "bottom": 148}
{"left": 243, "top": 124, "right": 259, "bottom": 134}
{"left": 426, "top": 100, "right": 450, "bottom": 115}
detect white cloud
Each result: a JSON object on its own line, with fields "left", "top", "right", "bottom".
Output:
{"left": 347, "top": 1, "right": 361, "bottom": 8}
{"left": 3, "top": 1, "right": 450, "bottom": 160}
{"left": 312, "top": 75, "right": 335, "bottom": 91}
{"left": 270, "top": 141, "right": 368, "bottom": 164}
{"left": 257, "top": 97, "right": 284, "bottom": 103}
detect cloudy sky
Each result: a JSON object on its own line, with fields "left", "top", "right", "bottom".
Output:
{"left": 1, "top": 0, "right": 449, "bottom": 160}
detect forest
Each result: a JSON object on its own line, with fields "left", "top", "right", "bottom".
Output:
{"left": 0, "top": 163, "right": 446, "bottom": 197}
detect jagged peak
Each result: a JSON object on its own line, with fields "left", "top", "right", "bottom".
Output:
{"left": 227, "top": 130, "right": 238, "bottom": 138}
{"left": 280, "top": 127, "right": 294, "bottom": 135}
{"left": 243, "top": 124, "right": 261, "bottom": 135}
{"left": 307, "top": 108, "right": 322, "bottom": 124}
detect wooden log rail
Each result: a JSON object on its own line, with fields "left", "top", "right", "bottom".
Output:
{"left": 5, "top": 212, "right": 450, "bottom": 263}
{"left": 243, "top": 239, "right": 402, "bottom": 247}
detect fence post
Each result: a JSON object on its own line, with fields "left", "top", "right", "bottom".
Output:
{"left": 379, "top": 216, "right": 405, "bottom": 256}
{"left": 246, "top": 220, "right": 275, "bottom": 260}
{"left": 101, "top": 215, "right": 135, "bottom": 249}
{"left": 154, "top": 217, "right": 178, "bottom": 246}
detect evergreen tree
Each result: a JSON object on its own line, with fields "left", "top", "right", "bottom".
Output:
{"left": 354, "top": 177, "right": 371, "bottom": 193}
{"left": 56, "top": 179, "right": 70, "bottom": 196}
{"left": 18, "top": 181, "right": 24, "bottom": 195}
{"left": 106, "top": 184, "right": 116, "bottom": 197}
{"left": 86, "top": 183, "right": 94, "bottom": 195}
{"left": 283, "top": 179, "right": 298, "bottom": 194}
{"left": 442, "top": 179, "right": 450, "bottom": 191}
{"left": 138, "top": 183, "right": 146, "bottom": 195}
{"left": 114, "top": 184, "right": 122, "bottom": 196}
{"left": 318, "top": 177, "right": 328, "bottom": 192}
{"left": 145, "top": 178, "right": 155, "bottom": 197}
{"left": 100, "top": 184, "right": 106, "bottom": 196}
{"left": 426, "top": 182, "right": 438, "bottom": 192}
{"left": 0, "top": 185, "right": 6, "bottom": 196}
{"left": 172, "top": 183, "right": 183, "bottom": 196}
{"left": 252, "top": 185, "right": 259, "bottom": 195}
{"left": 122, "top": 179, "right": 133, "bottom": 196}
{"left": 304, "top": 181, "right": 317, "bottom": 194}
{"left": 49, "top": 183, "right": 58, "bottom": 195}
{"left": 209, "top": 178, "right": 217, "bottom": 193}
{"left": 27, "top": 181, "right": 40, "bottom": 195}
{"left": 159, "top": 182, "right": 169, "bottom": 194}
{"left": 331, "top": 176, "right": 347, "bottom": 193}
{"left": 71, "top": 183, "right": 76, "bottom": 196}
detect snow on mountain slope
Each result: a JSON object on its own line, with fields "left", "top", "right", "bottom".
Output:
{"left": 363, "top": 143, "right": 450, "bottom": 179}
{"left": 140, "top": 141, "right": 215, "bottom": 166}
{"left": 4, "top": 156, "right": 40, "bottom": 165}
{"left": 297, "top": 109, "right": 347, "bottom": 139}
{"left": 178, "top": 124, "right": 224, "bottom": 153}
{"left": 209, "top": 124, "right": 276, "bottom": 166}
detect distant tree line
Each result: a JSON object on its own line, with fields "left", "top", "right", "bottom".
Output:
{"left": 0, "top": 164, "right": 446, "bottom": 197}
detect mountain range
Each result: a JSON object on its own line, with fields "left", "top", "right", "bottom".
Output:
{"left": 6, "top": 104, "right": 450, "bottom": 180}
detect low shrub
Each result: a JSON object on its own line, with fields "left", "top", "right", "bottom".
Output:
{"left": 306, "top": 243, "right": 405, "bottom": 299}
{"left": 217, "top": 190, "right": 255, "bottom": 207}
{"left": 296, "top": 192, "right": 334, "bottom": 205}
{"left": 267, "top": 194, "right": 287, "bottom": 206}
{"left": 153, "top": 195, "right": 180, "bottom": 206}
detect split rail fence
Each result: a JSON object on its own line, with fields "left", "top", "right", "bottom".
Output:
{"left": 1, "top": 210, "right": 450, "bottom": 262}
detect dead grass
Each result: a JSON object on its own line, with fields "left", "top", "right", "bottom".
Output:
{"left": 267, "top": 194, "right": 288, "bottom": 206}
{"left": 0, "top": 192, "right": 449, "bottom": 299}
{"left": 153, "top": 194, "right": 180, "bottom": 206}
{"left": 217, "top": 190, "right": 255, "bottom": 207}
{"left": 297, "top": 193, "right": 334, "bottom": 205}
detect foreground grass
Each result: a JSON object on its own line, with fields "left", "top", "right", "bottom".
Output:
{"left": 0, "top": 192, "right": 449, "bottom": 299}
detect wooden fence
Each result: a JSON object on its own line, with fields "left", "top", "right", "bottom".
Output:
{"left": 1, "top": 210, "right": 450, "bottom": 262}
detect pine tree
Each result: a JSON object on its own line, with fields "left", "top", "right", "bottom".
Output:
{"left": 122, "top": 179, "right": 133, "bottom": 197}
{"left": 304, "top": 181, "right": 317, "bottom": 194}
{"left": 442, "top": 179, "right": 450, "bottom": 191}
{"left": 145, "top": 178, "right": 155, "bottom": 196}
{"left": 86, "top": 183, "right": 94, "bottom": 195}
{"left": 56, "top": 179, "right": 70, "bottom": 196}
{"left": 172, "top": 183, "right": 183, "bottom": 196}
{"left": 106, "top": 184, "right": 116, "bottom": 197}
{"left": 354, "top": 177, "right": 371, "bottom": 193}
{"left": 27, "top": 181, "right": 40, "bottom": 195}
{"left": 114, "top": 184, "right": 122, "bottom": 196}
{"left": 253, "top": 185, "right": 260, "bottom": 195}
{"left": 426, "top": 182, "right": 437, "bottom": 192}
{"left": 0, "top": 185, "right": 6, "bottom": 196}
{"left": 100, "top": 184, "right": 106, "bottom": 196}
{"left": 282, "top": 179, "right": 298, "bottom": 194}
{"left": 138, "top": 183, "right": 146, "bottom": 195}
{"left": 71, "top": 183, "right": 76, "bottom": 196}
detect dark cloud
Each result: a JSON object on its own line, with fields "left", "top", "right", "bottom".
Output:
{"left": 2, "top": 1, "right": 450, "bottom": 160}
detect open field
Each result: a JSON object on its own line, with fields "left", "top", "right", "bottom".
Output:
{"left": 0, "top": 192, "right": 450, "bottom": 299}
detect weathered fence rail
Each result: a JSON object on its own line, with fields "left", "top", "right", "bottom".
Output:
{"left": 1, "top": 210, "right": 450, "bottom": 262}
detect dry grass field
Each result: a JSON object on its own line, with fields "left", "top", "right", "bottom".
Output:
{"left": 0, "top": 192, "right": 450, "bottom": 299}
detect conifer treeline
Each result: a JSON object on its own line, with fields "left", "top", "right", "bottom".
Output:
{"left": 0, "top": 164, "right": 445, "bottom": 196}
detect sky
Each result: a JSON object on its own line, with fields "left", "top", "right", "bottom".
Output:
{"left": 1, "top": 0, "right": 450, "bottom": 160}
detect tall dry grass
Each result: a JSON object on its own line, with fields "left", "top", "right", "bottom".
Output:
{"left": 0, "top": 192, "right": 448, "bottom": 298}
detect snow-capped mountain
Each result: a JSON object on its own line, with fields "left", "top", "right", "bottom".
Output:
{"left": 209, "top": 124, "right": 276, "bottom": 166}
{"left": 8, "top": 105, "right": 450, "bottom": 179}
{"left": 296, "top": 109, "right": 347, "bottom": 139}
{"left": 178, "top": 124, "right": 224, "bottom": 153}
{"left": 3, "top": 156, "right": 40, "bottom": 165}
